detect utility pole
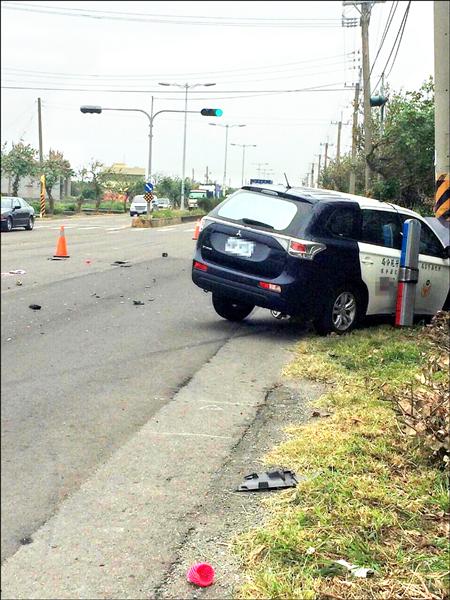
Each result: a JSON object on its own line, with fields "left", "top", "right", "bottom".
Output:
{"left": 433, "top": 0, "right": 450, "bottom": 222}
{"left": 343, "top": 1, "right": 386, "bottom": 195}
{"left": 349, "top": 74, "right": 361, "bottom": 194}
{"left": 331, "top": 119, "right": 343, "bottom": 163}
{"left": 37, "top": 97, "right": 45, "bottom": 217}
{"left": 205, "top": 166, "right": 209, "bottom": 184}
{"left": 37, "top": 98, "right": 43, "bottom": 164}
{"left": 321, "top": 142, "right": 331, "bottom": 171}
{"left": 315, "top": 153, "right": 322, "bottom": 187}
{"left": 192, "top": 168, "right": 195, "bottom": 182}
{"left": 310, "top": 162, "right": 315, "bottom": 188}
{"left": 361, "top": 2, "right": 373, "bottom": 194}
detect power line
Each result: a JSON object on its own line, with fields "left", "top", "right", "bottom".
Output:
{"left": 370, "top": 1, "right": 399, "bottom": 76}
{"left": 1, "top": 52, "right": 355, "bottom": 80}
{"left": 373, "top": 0, "right": 411, "bottom": 90}
{"left": 1, "top": 82, "right": 352, "bottom": 95}
{"left": 2, "top": 2, "right": 344, "bottom": 28}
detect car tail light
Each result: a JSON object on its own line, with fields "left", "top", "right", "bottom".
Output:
{"left": 259, "top": 281, "right": 282, "bottom": 293}
{"left": 288, "top": 238, "right": 326, "bottom": 260}
{"left": 193, "top": 261, "right": 208, "bottom": 272}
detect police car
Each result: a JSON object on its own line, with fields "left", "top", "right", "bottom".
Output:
{"left": 192, "top": 184, "right": 450, "bottom": 334}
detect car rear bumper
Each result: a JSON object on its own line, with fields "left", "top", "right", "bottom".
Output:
{"left": 192, "top": 260, "right": 320, "bottom": 316}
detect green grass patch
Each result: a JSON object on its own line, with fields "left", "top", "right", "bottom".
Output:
{"left": 235, "top": 325, "right": 449, "bottom": 599}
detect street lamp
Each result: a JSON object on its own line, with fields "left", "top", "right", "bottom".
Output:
{"left": 209, "top": 123, "right": 246, "bottom": 197}
{"left": 230, "top": 143, "right": 257, "bottom": 187}
{"left": 158, "top": 82, "right": 216, "bottom": 210}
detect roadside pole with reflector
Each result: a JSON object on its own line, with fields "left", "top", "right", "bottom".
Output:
{"left": 395, "top": 219, "right": 421, "bottom": 327}
{"left": 40, "top": 175, "right": 46, "bottom": 218}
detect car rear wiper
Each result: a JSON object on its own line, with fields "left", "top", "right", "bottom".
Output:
{"left": 242, "top": 218, "right": 274, "bottom": 230}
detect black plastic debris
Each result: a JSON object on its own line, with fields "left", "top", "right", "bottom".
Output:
{"left": 19, "top": 537, "right": 33, "bottom": 545}
{"left": 112, "top": 261, "right": 131, "bottom": 267}
{"left": 237, "top": 469, "right": 298, "bottom": 492}
{"left": 162, "top": 253, "right": 168, "bottom": 258}
{"left": 133, "top": 300, "right": 144, "bottom": 306}
{"left": 29, "top": 304, "right": 42, "bottom": 310}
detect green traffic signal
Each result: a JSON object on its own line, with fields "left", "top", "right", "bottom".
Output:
{"left": 200, "top": 108, "right": 223, "bottom": 117}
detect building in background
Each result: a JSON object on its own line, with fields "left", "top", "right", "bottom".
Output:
{"left": 0, "top": 174, "right": 70, "bottom": 201}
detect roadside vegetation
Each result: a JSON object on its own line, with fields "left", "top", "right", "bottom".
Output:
{"left": 321, "top": 79, "right": 435, "bottom": 214}
{"left": 236, "top": 315, "right": 449, "bottom": 599}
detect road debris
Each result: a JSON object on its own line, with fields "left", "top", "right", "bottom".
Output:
{"left": 29, "top": 304, "right": 42, "bottom": 310}
{"left": 237, "top": 469, "right": 298, "bottom": 492}
{"left": 16, "top": 280, "right": 23, "bottom": 286}
{"left": 9, "top": 269, "right": 27, "bottom": 275}
{"left": 19, "top": 537, "right": 33, "bottom": 545}
{"left": 133, "top": 300, "right": 144, "bottom": 306}
{"left": 162, "top": 252, "right": 168, "bottom": 257}
{"left": 334, "top": 559, "right": 374, "bottom": 578}
{"left": 186, "top": 562, "right": 215, "bottom": 587}
{"left": 312, "top": 411, "right": 331, "bottom": 418}
{"left": 111, "top": 260, "right": 130, "bottom": 267}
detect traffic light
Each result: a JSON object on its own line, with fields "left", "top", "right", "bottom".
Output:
{"left": 200, "top": 108, "right": 223, "bottom": 117}
{"left": 370, "top": 95, "right": 388, "bottom": 107}
{"left": 80, "top": 105, "right": 102, "bottom": 114}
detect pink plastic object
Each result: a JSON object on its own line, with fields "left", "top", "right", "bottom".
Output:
{"left": 85, "top": 259, "right": 92, "bottom": 265}
{"left": 186, "top": 563, "right": 215, "bottom": 587}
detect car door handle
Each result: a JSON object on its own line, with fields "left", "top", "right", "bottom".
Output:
{"left": 361, "top": 257, "right": 374, "bottom": 265}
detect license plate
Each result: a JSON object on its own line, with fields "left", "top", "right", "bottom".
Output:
{"left": 225, "top": 237, "right": 255, "bottom": 258}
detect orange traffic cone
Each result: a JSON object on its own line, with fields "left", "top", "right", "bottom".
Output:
{"left": 53, "top": 226, "right": 70, "bottom": 258}
{"left": 192, "top": 219, "right": 201, "bottom": 241}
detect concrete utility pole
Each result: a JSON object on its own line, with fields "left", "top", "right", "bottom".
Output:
{"left": 205, "top": 166, "right": 209, "bottom": 183}
{"left": 315, "top": 153, "right": 322, "bottom": 187}
{"left": 37, "top": 97, "right": 43, "bottom": 165}
{"left": 433, "top": 0, "right": 450, "bottom": 222}
{"left": 310, "top": 163, "right": 315, "bottom": 188}
{"left": 361, "top": 2, "right": 372, "bottom": 194}
{"left": 349, "top": 74, "right": 361, "bottom": 194}
{"left": 333, "top": 119, "right": 343, "bottom": 163}
{"left": 322, "top": 142, "right": 330, "bottom": 170}
{"left": 343, "top": 1, "right": 386, "bottom": 194}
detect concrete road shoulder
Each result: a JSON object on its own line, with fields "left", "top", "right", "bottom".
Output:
{"left": 1, "top": 330, "right": 294, "bottom": 600}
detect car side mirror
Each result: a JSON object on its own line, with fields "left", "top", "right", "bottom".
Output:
{"left": 442, "top": 246, "right": 450, "bottom": 259}
{"left": 13, "top": 203, "right": 20, "bottom": 210}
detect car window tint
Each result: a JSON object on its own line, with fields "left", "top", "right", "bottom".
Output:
{"left": 360, "top": 209, "right": 402, "bottom": 249}
{"left": 398, "top": 214, "right": 444, "bottom": 258}
{"left": 325, "top": 207, "right": 357, "bottom": 238}
{"left": 217, "top": 190, "right": 300, "bottom": 231}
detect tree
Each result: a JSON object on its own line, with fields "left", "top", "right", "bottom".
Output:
{"left": 43, "top": 149, "right": 74, "bottom": 214}
{"left": 368, "top": 79, "right": 435, "bottom": 211}
{"left": 318, "top": 80, "right": 435, "bottom": 214}
{"left": 154, "top": 175, "right": 192, "bottom": 208}
{"left": 1, "top": 142, "right": 38, "bottom": 196}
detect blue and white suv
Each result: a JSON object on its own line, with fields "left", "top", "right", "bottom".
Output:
{"left": 192, "top": 185, "right": 449, "bottom": 334}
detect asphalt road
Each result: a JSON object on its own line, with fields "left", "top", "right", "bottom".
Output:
{"left": 1, "top": 214, "right": 292, "bottom": 567}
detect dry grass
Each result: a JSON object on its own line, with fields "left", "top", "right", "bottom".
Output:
{"left": 235, "top": 324, "right": 450, "bottom": 600}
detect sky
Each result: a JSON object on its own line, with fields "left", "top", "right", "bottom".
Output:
{"left": 1, "top": 1, "right": 434, "bottom": 189}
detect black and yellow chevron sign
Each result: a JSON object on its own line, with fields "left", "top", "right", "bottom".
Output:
{"left": 434, "top": 173, "right": 449, "bottom": 222}
{"left": 144, "top": 192, "right": 154, "bottom": 201}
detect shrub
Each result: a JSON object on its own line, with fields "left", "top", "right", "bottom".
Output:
{"left": 388, "top": 311, "right": 450, "bottom": 468}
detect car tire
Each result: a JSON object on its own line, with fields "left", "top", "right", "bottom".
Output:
{"left": 6, "top": 216, "right": 13, "bottom": 232}
{"left": 314, "top": 286, "right": 363, "bottom": 335}
{"left": 25, "top": 216, "right": 34, "bottom": 230}
{"left": 212, "top": 294, "right": 254, "bottom": 322}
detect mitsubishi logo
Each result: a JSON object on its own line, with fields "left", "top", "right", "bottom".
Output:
{"left": 236, "top": 230, "right": 242, "bottom": 238}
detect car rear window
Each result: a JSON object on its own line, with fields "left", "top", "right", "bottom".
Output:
{"left": 216, "top": 190, "right": 305, "bottom": 232}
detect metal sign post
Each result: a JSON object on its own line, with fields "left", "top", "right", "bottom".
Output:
{"left": 395, "top": 219, "right": 421, "bottom": 327}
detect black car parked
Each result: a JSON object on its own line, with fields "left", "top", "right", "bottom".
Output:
{"left": 192, "top": 185, "right": 449, "bottom": 334}
{"left": 1, "top": 196, "right": 35, "bottom": 232}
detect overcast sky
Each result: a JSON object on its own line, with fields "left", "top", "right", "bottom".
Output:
{"left": 1, "top": 1, "right": 434, "bottom": 188}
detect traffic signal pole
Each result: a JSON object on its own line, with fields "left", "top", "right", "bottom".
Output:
{"left": 433, "top": 0, "right": 450, "bottom": 222}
